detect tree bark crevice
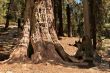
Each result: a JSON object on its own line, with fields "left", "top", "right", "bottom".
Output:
{"left": 30, "top": 0, "right": 63, "bottom": 63}
{"left": 2, "top": 0, "right": 78, "bottom": 64}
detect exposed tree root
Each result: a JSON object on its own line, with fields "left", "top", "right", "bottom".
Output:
{"left": 54, "top": 43, "right": 85, "bottom": 63}
{"left": 54, "top": 44, "right": 72, "bottom": 62}
{"left": 1, "top": 45, "right": 29, "bottom": 64}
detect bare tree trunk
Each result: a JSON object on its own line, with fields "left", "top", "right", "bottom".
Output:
{"left": 4, "top": 0, "right": 14, "bottom": 29}
{"left": 83, "top": 0, "right": 91, "bottom": 38}
{"left": 67, "top": 4, "right": 72, "bottom": 37}
{"left": 53, "top": 0, "right": 59, "bottom": 35}
{"left": 5, "top": 17, "right": 9, "bottom": 29}
{"left": 18, "top": 18, "right": 22, "bottom": 30}
{"left": 74, "top": 0, "right": 102, "bottom": 66}
{"left": 74, "top": 0, "right": 95, "bottom": 65}
{"left": 83, "top": 0, "right": 94, "bottom": 61}
{"left": 58, "top": 0, "right": 64, "bottom": 36}
{"left": 89, "top": 0, "right": 96, "bottom": 50}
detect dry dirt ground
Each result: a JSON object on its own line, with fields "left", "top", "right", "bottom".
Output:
{"left": 0, "top": 63, "right": 110, "bottom": 73}
{"left": 0, "top": 25, "right": 110, "bottom": 73}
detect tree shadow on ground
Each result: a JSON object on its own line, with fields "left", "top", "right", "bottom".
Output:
{"left": 0, "top": 25, "right": 19, "bottom": 61}
{"left": 0, "top": 25, "right": 109, "bottom": 72}
{"left": 47, "top": 59, "right": 110, "bottom": 72}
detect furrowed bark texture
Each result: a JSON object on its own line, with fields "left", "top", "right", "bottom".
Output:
{"left": 3, "top": 0, "right": 73, "bottom": 64}
{"left": 31, "top": 0, "right": 71, "bottom": 63}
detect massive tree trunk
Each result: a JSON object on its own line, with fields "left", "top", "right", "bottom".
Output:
{"left": 30, "top": 0, "right": 62, "bottom": 63}
{"left": 3, "top": 0, "right": 73, "bottom": 64}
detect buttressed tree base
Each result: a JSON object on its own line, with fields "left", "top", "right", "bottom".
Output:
{"left": 3, "top": 0, "right": 72, "bottom": 64}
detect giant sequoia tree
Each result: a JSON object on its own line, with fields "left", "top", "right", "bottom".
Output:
{"left": 3, "top": 0, "right": 72, "bottom": 63}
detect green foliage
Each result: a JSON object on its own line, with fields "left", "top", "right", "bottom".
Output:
{"left": 62, "top": 0, "right": 83, "bottom": 35}
{"left": 0, "top": 0, "right": 25, "bottom": 23}
{"left": 103, "top": 0, "right": 110, "bottom": 23}
{"left": 0, "top": 0, "right": 8, "bottom": 23}
{"left": 14, "top": 0, "right": 25, "bottom": 18}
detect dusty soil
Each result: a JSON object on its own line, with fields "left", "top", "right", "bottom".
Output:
{"left": 0, "top": 25, "right": 110, "bottom": 73}
{"left": 0, "top": 63, "right": 110, "bottom": 73}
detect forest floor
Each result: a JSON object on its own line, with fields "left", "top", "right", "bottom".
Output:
{"left": 0, "top": 25, "right": 110, "bottom": 73}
